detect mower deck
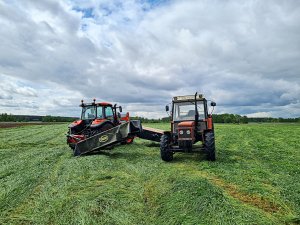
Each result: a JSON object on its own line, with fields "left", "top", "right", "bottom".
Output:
{"left": 73, "top": 121, "right": 142, "bottom": 156}
{"left": 137, "top": 126, "right": 164, "bottom": 143}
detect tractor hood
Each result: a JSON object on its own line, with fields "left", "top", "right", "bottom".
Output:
{"left": 178, "top": 121, "right": 195, "bottom": 127}
{"left": 68, "top": 120, "right": 83, "bottom": 128}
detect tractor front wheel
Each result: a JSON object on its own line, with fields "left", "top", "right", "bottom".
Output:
{"left": 204, "top": 131, "right": 216, "bottom": 161}
{"left": 160, "top": 134, "right": 173, "bottom": 162}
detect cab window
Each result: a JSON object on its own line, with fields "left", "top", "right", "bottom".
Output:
{"left": 97, "top": 106, "right": 103, "bottom": 118}
{"left": 173, "top": 101, "right": 205, "bottom": 121}
{"left": 82, "top": 106, "right": 96, "bottom": 119}
{"left": 105, "top": 107, "right": 114, "bottom": 119}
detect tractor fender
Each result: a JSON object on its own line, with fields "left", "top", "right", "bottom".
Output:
{"left": 206, "top": 116, "right": 214, "bottom": 130}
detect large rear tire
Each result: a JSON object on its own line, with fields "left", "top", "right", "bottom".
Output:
{"left": 160, "top": 134, "right": 173, "bottom": 162}
{"left": 204, "top": 131, "right": 216, "bottom": 161}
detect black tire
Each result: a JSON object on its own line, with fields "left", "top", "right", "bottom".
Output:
{"left": 73, "top": 146, "right": 80, "bottom": 156}
{"left": 160, "top": 134, "right": 173, "bottom": 162}
{"left": 204, "top": 131, "right": 216, "bottom": 161}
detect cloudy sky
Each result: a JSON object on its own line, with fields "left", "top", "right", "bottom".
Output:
{"left": 0, "top": 0, "right": 299, "bottom": 118}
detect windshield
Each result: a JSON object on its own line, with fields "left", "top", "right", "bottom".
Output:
{"left": 81, "top": 105, "right": 104, "bottom": 120}
{"left": 173, "top": 101, "right": 205, "bottom": 121}
{"left": 81, "top": 106, "right": 96, "bottom": 120}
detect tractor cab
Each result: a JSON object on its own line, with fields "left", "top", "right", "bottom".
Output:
{"left": 168, "top": 94, "right": 215, "bottom": 140}
{"left": 80, "top": 100, "right": 121, "bottom": 122}
{"left": 82, "top": 102, "right": 120, "bottom": 126}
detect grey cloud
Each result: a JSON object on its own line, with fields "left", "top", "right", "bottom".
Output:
{"left": 0, "top": 100, "right": 38, "bottom": 109}
{"left": 0, "top": 94, "right": 13, "bottom": 100}
{"left": 0, "top": 78, "right": 38, "bottom": 98}
{"left": 0, "top": 0, "right": 299, "bottom": 118}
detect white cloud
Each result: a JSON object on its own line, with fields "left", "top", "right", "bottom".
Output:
{"left": 246, "top": 112, "right": 273, "bottom": 118}
{"left": 0, "top": 74, "right": 83, "bottom": 116}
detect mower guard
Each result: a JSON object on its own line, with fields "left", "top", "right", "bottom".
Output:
{"left": 74, "top": 121, "right": 141, "bottom": 156}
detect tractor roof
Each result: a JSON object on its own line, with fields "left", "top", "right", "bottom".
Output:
{"left": 80, "top": 102, "right": 113, "bottom": 107}
{"left": 173, "top": 94, "right": 205, "bottom": 102}
{"left": 97, "top": 102, "right": 112, "bottom": 106}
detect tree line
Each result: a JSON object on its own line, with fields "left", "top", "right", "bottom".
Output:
{"left": 131, "top": 114, "right": 300, "bottom": 124}
{"left": 0, "top": 113, "right": 299, "bottom": 123}
{"left": 0, "top": 113, "right": 76, "bottom": 122}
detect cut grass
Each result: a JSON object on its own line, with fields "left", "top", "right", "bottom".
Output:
{"left": 0, "top": 123, "right": 299, "bottom": 224}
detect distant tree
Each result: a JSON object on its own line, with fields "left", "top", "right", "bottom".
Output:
{"left": 0, "top": 113, "right": 16, "bottom": 122}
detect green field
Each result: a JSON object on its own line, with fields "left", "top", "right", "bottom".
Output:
{"left": 0, "top": 123, "right": 299, "bottom": 225}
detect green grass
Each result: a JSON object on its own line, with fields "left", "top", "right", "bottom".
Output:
{"left": 0, "top": 123, "right": 299, "bottom": 225}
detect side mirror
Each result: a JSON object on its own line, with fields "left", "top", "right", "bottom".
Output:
{"left": 165, "top": 105, "right": 169, "bottom": 111}
{"left": 117, "top": 112, "right": 121, "bottom": 118}
{"left": 119, "top": 106, "right": 122, "bottom": 112}
{"left": 211, "top": 102, "right": 216, "bottom": 107}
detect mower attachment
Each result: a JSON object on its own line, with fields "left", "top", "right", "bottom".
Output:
{"left": 137, "top": 126, "right": 164, "bottom": 143}
{"left": 73, "top": 121, "right": 141, "bottom": 156}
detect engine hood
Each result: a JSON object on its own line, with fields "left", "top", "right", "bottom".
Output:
{"left": 178, "top": 121, "right": 195, "bottom": 127}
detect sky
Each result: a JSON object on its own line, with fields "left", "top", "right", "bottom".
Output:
{"left": 0, "top": 0, "right": 299, "bottom": 119}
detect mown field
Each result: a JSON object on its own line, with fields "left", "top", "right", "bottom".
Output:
{"left": 0, "top": 123, "right": 299, "bottom": 225}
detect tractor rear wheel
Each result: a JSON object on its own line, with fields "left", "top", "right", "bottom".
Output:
{"left": 160, "top": 134, "right": 173, "bottom": 162}
{"left": 204, "top": 131, "right": 216, "bottom": 161}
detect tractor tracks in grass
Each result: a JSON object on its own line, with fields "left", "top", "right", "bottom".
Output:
{"left": 173, "top": 163, "right": 294, "bottom": 219}
{"left": 204, "top": 174, "right": 280, "bottom": 213}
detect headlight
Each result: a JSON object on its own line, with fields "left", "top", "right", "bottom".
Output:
{"left": 179, "top": 130, "right": 183, "bottom": 135}
{"left": 186, "top": 130, "right": 191, "bottom": 135}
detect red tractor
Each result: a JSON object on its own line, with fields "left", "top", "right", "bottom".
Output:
{"left": 67, "top": 99, "right": 133, "bottom": 152}
{"left": 161, "top": 93, "right": 216, "bottom": 161}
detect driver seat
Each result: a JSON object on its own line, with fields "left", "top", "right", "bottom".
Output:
{"left": 187, "top": 110, "right": 195, "bottom": 117}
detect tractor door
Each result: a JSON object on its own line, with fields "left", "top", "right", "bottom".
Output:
{"left": 195, "top": 100, "right": 208, "bottom": 133}
{"left": 104, "top": 106, "right": 115, "bottom": 124}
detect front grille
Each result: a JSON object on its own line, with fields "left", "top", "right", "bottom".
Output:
{"left": 178, "top": 128, "right": 192, "bottom": 139}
